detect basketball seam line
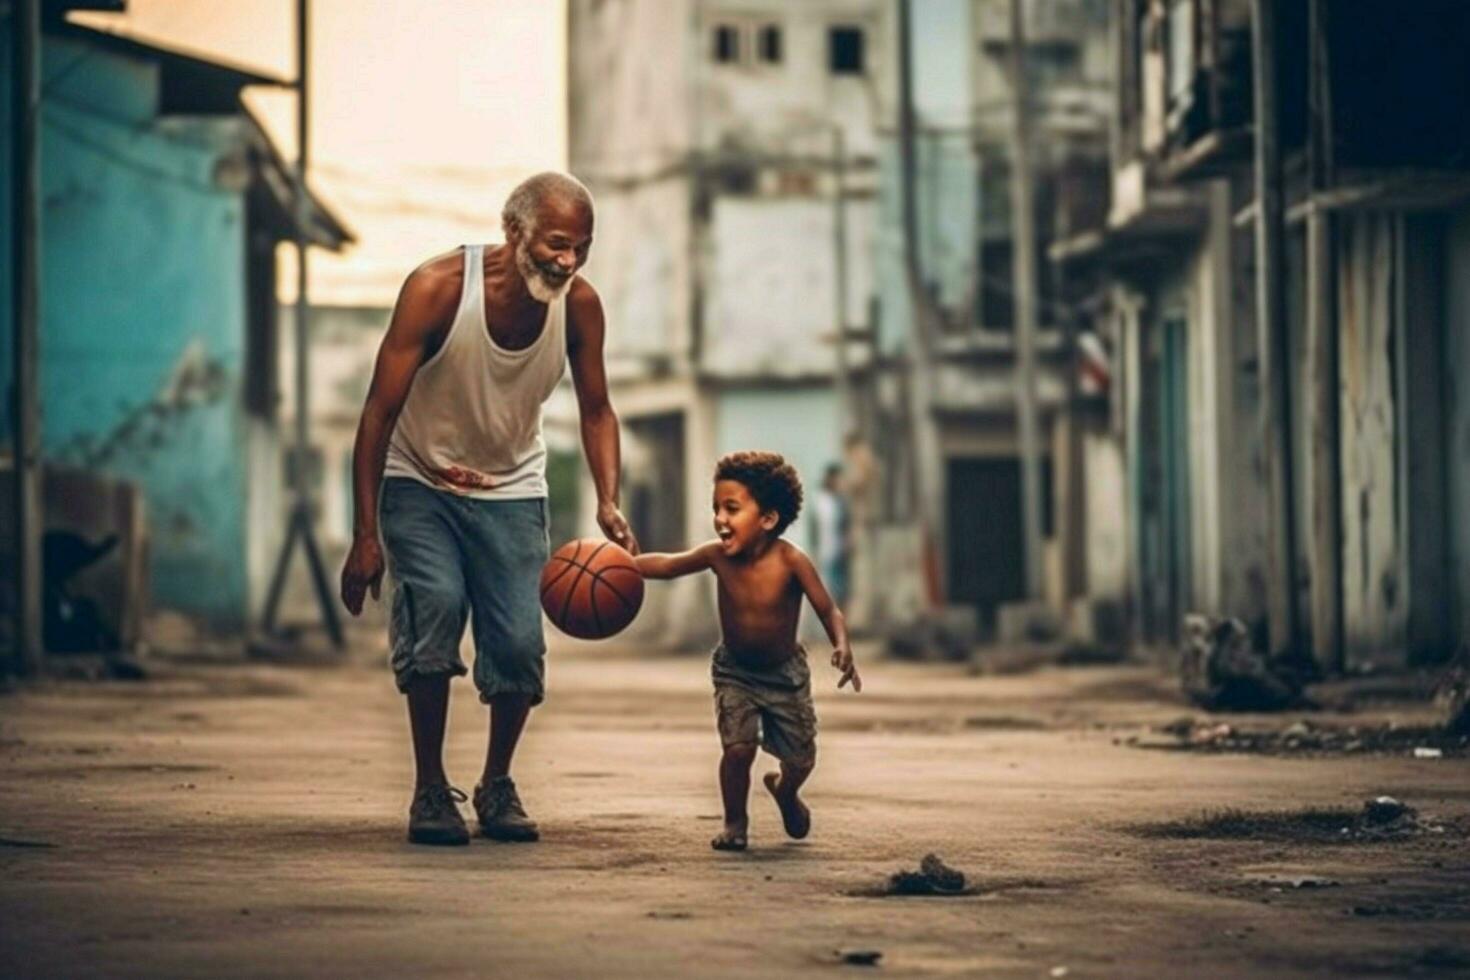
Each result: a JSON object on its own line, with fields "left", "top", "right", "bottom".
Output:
{"left": 590, "top": 578, "right": 604, "bottom": 636}
{"left": 587, "top": 565, "right": 638, "bottom": 607}
{"left": 540, "top": 553, "right": 580, "bottom": 597}
{"left": 559, "top": 540, "right": 611, "bottom": 633}
{"left": 545, "top": 540, "right": 584, "bottom": 594}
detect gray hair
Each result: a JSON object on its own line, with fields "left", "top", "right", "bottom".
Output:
{"left": 501, "top": 171, "right": 594, "bottom": 237}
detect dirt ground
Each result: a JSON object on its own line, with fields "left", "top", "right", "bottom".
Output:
{"left": 2, "top": 634, "right": 1468, "bottom": 979}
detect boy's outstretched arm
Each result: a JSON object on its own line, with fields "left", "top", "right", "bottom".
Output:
{"left": 790, "top": 549, "right": 861, "bottom": 692}
{"left": 634, "top": 542, "right": 720, "bottom": 580}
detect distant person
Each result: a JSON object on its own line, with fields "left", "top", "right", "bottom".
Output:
{"left": 340, "top": 172, "right": 639, "bottom": 846}
{"left": 634, "top": 451, "right": 861, "bottom": 851}
{"left": 812, "top": 462, "right": 851, "bottom": 607}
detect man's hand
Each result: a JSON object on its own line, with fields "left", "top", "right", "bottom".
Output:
{"left": 832, "top": 644, "right": 862, "bottom": 693}
{"left": 341, "top": 534, "right": 385, "bottom": 616}
{"left": 597, "top": 501, "right": 640, "bottom": 555}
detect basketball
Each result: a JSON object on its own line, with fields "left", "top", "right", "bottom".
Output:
{"left": 540, "top": 537, "right": 644, "bottom": 639}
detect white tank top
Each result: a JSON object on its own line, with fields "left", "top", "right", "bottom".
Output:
{"left": 384, "top": 244, "right": 567, "bottom": 499}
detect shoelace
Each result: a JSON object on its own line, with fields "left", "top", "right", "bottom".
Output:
{"left": 481, "top": 780, "right": 523, "bottom": 814}
{"left": 418, "top": 784, "right": 468, "bottom": 808}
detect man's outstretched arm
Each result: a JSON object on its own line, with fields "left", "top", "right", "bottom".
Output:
{"left": 567, "top": 277, "right": 640, "bottom": 554}
{"left": 340, "top": 264, "right": 456, "bottom": 615}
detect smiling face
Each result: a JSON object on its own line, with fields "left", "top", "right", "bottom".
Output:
{"left": 712, "top": 479, "right": 777, "bottom": 557}
{"left": 508, "top": 195, "right": 593, "bottom": 302}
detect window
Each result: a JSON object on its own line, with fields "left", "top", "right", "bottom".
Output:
{"left": 828, "top": 26, "right": 865, "bottom": 74}
{"left": 713, "top": 24, "right": 741, "bottom": 63}
{"left": 758, "top": 24, "right": 782, "bottom": 64}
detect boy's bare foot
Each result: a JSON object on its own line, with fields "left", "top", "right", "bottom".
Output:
{"left": 711, "top": 820, "right": 748, "bottom": 851}
{"left": 763, "top": 772, "right": 811, "bottom": 839}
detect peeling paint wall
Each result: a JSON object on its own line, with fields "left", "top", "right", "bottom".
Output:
{"left": 1445, "top": 207, "right": 1470, "bottom": 654}
{"left": 1338, "top": 213, "right": 1406, "bottom": 664}
{"left": 568, "top": 1, "right": 695, "bottom": 369}
{"left": 703, "top": 196, "right": 873, "bottom": 377}
{"left": 3, "top": 34, "right": 264, "bottom": 626}
{"left": 1227, "top": 221, "right": 1269, "bottom": 624}
{"left": 1083, "top": 425, "right": 1127, "bottom": 602}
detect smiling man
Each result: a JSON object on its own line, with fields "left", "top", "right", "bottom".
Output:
{"left": 340, "top": 172, "right": 639, "bottom": 846}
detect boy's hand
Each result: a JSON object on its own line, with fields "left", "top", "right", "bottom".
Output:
{"left": 832, "top": 645, "right": 862, "bottom": 693}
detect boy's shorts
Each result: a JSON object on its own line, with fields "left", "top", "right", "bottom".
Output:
{"left": 379, "top": 477, "right": 550, "bottom": 704}
{"left": 711, "top": 644, "right": 817, "bottom": 768}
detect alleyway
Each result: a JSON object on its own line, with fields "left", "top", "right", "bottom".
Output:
{"left": 1, "top": 639, "right": 1467, "bottom": 978}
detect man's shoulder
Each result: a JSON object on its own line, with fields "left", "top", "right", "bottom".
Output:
{"left": 394, "top": 250, "right": 464, "bottom": 322}
{"left": 407, "top": 249, "right": 465, "bottom": 293}
{"left": 567, "top": 275, "right": 601, "bottom": 313}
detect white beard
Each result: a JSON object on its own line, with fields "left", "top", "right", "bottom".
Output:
{"left": 515, "top": 241, "right": 573, "bottom": 303}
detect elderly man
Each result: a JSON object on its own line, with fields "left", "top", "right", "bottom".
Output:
{"left": 340, "top": 172, "right": 638, "bottom": 845}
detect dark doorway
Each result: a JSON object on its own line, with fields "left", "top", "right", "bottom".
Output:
{"left": 626, "top": 413, "right": 686, "bottom": 555}
{"left": 946, "top": 457, "right": 1030, "bottom": 631}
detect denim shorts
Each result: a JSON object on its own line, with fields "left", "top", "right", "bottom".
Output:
{"left": 379, "top": 478, "right": 550, "bottom": 704}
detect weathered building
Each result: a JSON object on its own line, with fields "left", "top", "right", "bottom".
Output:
{"left": 568, "top": 0, "right": 890, "bottom": 645}
{"left": 1, "top": 9, "right": 351, "bottom": 629}
{"left": 1055, "top": 0, "right": 1470, "bottom": 668}
{"left": 872, "top": 0, "right": 1115, "bottom": 635}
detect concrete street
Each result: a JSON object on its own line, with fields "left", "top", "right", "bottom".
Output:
{"left": 1, "top": 636, "right": 1467, "bottom": 978}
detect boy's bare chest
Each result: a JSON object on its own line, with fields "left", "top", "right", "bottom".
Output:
{"left": 717, "top": 562, "right": 796, "bottom": 609}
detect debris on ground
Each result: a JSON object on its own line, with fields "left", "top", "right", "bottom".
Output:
{"left": 1134, "top": 717, "right": 1469, "bottom": 757}
{"left": 835, "top": 948, "right": 883, "bottom": 967}
{"left": 885, "top": 853, "right": 968, "bottom": 895}
{"left": 1363, "top": 796, "right": 1411, "bottom": 825}
{"left": 1248, "top": 873, "right": 1340, "bottom": 890}
{"left": 1130, "top": 797, "right": 1457, "bottom": 844}
{"left": 0, "top": 837, "right": 57, "bottom": 849}
{"left": 1179, "top": 614, "right": 1312, "bottom": 710}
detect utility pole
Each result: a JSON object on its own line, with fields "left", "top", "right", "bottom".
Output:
{"left": 896, "top": 0, "right": 947, "bottom": 607}
{"left": 831, "top": 125, "right": 853, "bottom": 437}
{"left": 261, "top": 0, "right": 344, "bottom": 649}
{"left": 1250, "top": 0, "right": 1299, "bottom": 657}
{"left": 1007, "top": 0, "right": 1045, "bottom": 600}
{"left": 9, "top": 0, "right": 43, "bottom": 675}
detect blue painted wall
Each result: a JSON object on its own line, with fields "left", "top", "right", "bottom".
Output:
{"left": 714, "top": 385, "right": 841, "bottom": 557}
{"left": 3, "top": 30, "right": 255, "bottom": 624}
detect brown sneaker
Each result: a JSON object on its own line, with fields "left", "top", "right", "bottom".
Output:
{"left": 473, "top": 776, "right": 540, "bottom": 841}
{"left": 407, "top": 784, "right": 470, "bottom": 846}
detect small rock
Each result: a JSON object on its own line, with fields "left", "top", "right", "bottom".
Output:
{"left": 1284, "top": 721, "right": 1312, "bottom": 737}
{"left": 1362, "top": 796, "right": 1412, "bottom": 825}
{"left": 837, "top": 949, "right": 882, "bottom": 966}
{"left": 1160, "top": 716, "right": 1196, "bottom": 738}
{"left": 887, "top": 853, "right": 967, "bottom": 895}
{"left": 1286, "top": 875, "right": 1338, "bottom": 889}
{"left": 920, "top": 853, "right": 965, "bottom": 891}
{"left": 1050, "top": 967, "right": 1070, "bottom": 978}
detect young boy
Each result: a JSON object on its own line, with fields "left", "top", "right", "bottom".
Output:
{"left": 634, "top": 451, "right": 862, "bottom": 851}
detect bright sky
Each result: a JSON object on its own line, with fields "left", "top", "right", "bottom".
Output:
{"left": 76, "top": 0, "right": 567, "bottom": 306}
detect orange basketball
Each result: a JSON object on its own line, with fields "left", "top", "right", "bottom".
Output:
{"left": 539, "top": 537, "right": 644, "bottom": 640}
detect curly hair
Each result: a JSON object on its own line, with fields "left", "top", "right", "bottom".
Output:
{"left": 714, "top": 451, "right": 804, "bottom": 536}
